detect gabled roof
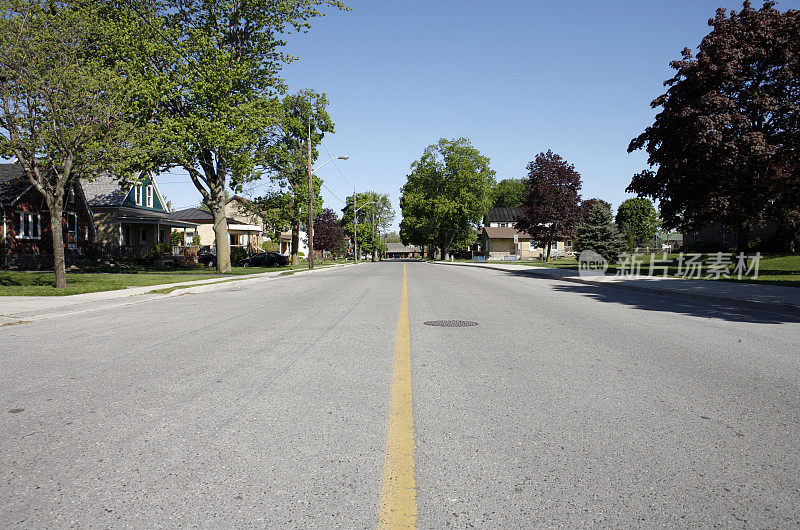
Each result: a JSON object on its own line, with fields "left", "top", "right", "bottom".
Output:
{"left": 0, "top": 164, "right": 31, "bottom": 206}
{"left": 481, "top": 226, "right": 531, "bottom": 239}
{"left": 485, "top": 207, "right": 524, "bottom": 224}
{"left": 169, "top": 207, "right": 212, "bottom": 222}
{"left": 386, "top": 243, "right": 418, "bottom": 253}
{"left": 82, "top": 174, "right": 128, "bottom": 206}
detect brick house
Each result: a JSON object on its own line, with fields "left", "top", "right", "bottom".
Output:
{"left": 0, "top": 164, "right": 95, "bottom": 269}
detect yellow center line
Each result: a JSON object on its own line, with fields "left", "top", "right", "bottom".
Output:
{"left": 378, "top": 264, "right": 417, "bottom": 528}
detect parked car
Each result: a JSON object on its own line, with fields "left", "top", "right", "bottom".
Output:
{"left": 239, "top": 251, "right": 289, "bottom": 268}
{"left": 197, "top": 251, "right": 216, "bottom": 267}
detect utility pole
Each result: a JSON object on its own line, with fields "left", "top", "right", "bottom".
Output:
{"left": 307, "top": 119, "right": 314, "bottom": 269}
{"left": 353, "top": 192, "right": 357, "bottom": 263}
{"left": 371, "top": 193, "right": 376, "bottom": 262}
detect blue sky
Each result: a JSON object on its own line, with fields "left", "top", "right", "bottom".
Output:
{"left": 160, "top": 0, "right": 790, "bottom": 230}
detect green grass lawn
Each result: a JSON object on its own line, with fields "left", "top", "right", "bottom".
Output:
{"left": 514, "top": 253, "right": 800, "bottom": 288}
{"left": 0, "top": 261, "right": 345, "bottom": 296}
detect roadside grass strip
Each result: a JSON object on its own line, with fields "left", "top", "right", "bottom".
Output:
{"left": 379, "top": 264, "right": 418, "bottom": 528}
{"left": 147, "top": 277, "right": 250, "bottom": 294}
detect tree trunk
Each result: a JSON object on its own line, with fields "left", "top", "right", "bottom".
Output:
{"left": 290, "top": 221, "right": 300, "bottom": 266}
{"left": 735, "top": 220, "right": 750, "bottom": 255}
{"left": 48, "top": 196, "right": 67, "bottom": 288}
{"left": 210, "top": 202, "right": 231, "bottom": 272}
{"left": 545, "top": 237, "right": 552, "bottom": 262}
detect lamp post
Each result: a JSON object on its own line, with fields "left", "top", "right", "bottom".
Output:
{"left": 352, "top": 197, "right": 376, "bottom": 264}
{"left": 306, "top": 130, "right": 348, "bottom": 269}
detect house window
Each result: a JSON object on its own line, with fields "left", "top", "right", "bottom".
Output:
{"left": 66, "top": 212, "right": 78, "bottom": 247}
{"left": 551, "top": 241, "right": 558, "bottom": 249}
{"left": 230, "top": 233, "right": 239, "bottom": 246}
{"left": 565, "top": 240, "right": 572, "bottom": 248}
{"left": 123, "top": 225, "right": 132, "bottom": 246}
{"left": 529, "top": 240, "right": 536, "bottom": 251}
{"left": 140, "top": 227, "right": 147, "bottom": 244}
{"left": 68, "top": 188, "right": 75, "bottom": 204}
{"left": 185, "top": 230, "right": 194, "bottom": 245}
{"left": 84, "top": 225, "right": 89, "bottom": 241}
{"left": 134, "top": 186, "right": 142, "bottom": 205}
{"left": 16, "top": 212, "right": 42, "bottom": 239}
{"left": 146, "top": 185, "right": 154, "bottom": 208}
{"left": 159, "top": 228, "right": 166, "bottom": 243}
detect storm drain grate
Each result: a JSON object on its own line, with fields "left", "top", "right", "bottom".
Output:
{"left": 424, "top": 320, "right": 478, "bottom": 327}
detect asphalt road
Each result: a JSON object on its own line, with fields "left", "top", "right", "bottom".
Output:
{"left": 2, "top": 261, "right": 799, "bottom": 527}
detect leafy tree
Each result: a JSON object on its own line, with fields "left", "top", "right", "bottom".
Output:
{"left": 139, "top": 1, "right": 344, "bottom": 272}
{"left": 491, "top": 178, "right": 526, "bottom": 208}
{"left": 262, "top": 90, "right": 331, "bottom": 265}
{"left": 384, "top": 231, "right": 402, "bottom": 243}
{"left": 399, "top": 138, "right": 495, "bottom": 259}
{"left": 0, "top": 0, "right": 145, "bottom": 288}
{"left": 313, "top": 208, "right": 344, "bottom": 261}
{"left": 574, "top": 202, "right": 626, "bottom": 263}
{"left": 516, "top": 150, "right": 583, "bottom": 261}
{"left": 616, "top": 198, "right": 659, "bottom": 249}
{"left": 341, "top": 191, "right": 394, "bottom": 260}
{"left": 628, "top": 1, "right": 800, "bottom": 253}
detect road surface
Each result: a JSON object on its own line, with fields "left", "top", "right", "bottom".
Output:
{"left": 2, "top": 261, "right": 799, "bottom": 527}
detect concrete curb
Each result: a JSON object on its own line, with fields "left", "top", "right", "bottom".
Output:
{"left": 432, "top": 261, "right": 800, "bottom": 317}
{"left": 0, "top": 262, "right": 355, "bottom": 326}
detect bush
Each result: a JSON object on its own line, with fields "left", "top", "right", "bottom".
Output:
{"left": 192, "top": 233, "right": 201, "bottom": 246}
{"left": 170, "top": 231, "right": 183, "bottom": 246}
{"left": 230, "top": 246, "right": 248, "bottom": 264}
{"left": 262, "top": 240, "right": 279, "bottom": 252}
{"left": 151, "top": 243, "right": 171, "bottom": 256}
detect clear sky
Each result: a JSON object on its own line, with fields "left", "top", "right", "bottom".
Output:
{"left": 159, "top": 0, "right": 793, "bottom": 230}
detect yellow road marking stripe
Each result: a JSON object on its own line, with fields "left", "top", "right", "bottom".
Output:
{"left": 379, "top": 264, "right": 417, "bottom": 528}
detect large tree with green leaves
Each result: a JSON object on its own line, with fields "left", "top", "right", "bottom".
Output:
{"left": 261, "top": 90, "right": 331, "bottom": 265}
{"left": 138, "top": 1, "right": 344, "bottom": 271}
{"left": 341, "top": 191, "right": 394, "bottom": 260}
{"left": 517, "top": 150, "right": 583, "bottom": 261}
{"left": 616, "top": 198, "right": 658, "bottom": 249}
{"left": 491, "top": 178, "right": 526, "bottom": 208}
{"left": 0, "top": 0, "right": 146, "bottom": 288}
{"left": 399, "top": 138, "right": 495, "bottom": 259}
{"left": 628, "top": 1, "right": 800, "bottom": 253}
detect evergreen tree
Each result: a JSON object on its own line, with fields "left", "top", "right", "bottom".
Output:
{"left": 574, "top": 203, "right": 626, "bottom": 263}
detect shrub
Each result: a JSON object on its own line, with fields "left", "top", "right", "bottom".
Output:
{"left": 230, "top": 246, "right": 248, "bottom": 264}
{"left": 170, "top": 231, "right": 183, "bottom": 246}
{"left": 192, "top": 233, "right": 201, "bottom": 246}
{"left": 262, "top": 240, "right": 279, "bottom": 252}
{"left": 152, "top": 243, "right": 171, "bottom": 256}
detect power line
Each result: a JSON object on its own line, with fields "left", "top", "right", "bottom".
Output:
{"left": 321, "top": 141, "right": 355, "bottom": 190}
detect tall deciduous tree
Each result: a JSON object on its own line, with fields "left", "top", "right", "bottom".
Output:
{"left": 341, "top": 191, "right": 394, "bottom": 260}
{"left": 313, "top": 208, "right": 343, "bottom": 261}
{"left": 262, "top": 90, "right": 331, "bottom": 265}
{"left": 0, "top": 0, "right": 144, "bottom": 288}
{"left": 399, "top": 138, "right": 495, "bottom": 259}
{"left": 616, "top": 197, "right": 658, "bottom": 249}
{"left": 628, "top": 1, "right": 800, "bottom": 253}
{"left": 491, "top": 178, "right": 526, "bottom": 208}
{"left": 517, "top": 150, "right": 583, "bottom": 261}
{"left": 141, "top": 1, "right": 344, "bottom": 272}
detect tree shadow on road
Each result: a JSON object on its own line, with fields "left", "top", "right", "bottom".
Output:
{"left": 499, "top": 269, "right": 800, "bottom": 325}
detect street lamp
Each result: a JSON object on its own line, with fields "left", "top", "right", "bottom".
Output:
{"left": 307, "top": 146, "right": 348, "bottom": 269}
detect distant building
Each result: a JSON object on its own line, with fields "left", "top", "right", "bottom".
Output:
{"left": 478, "top": 207, "right": 573, "bottom": 260}
{"left": 386, "top": 243, "right": 421, "bottom": 259}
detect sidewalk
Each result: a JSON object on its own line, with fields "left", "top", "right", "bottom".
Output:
{"left": 0, "top": 263, "right": 353, "bottom": 326}
{"left": 435, "top": 261, "right": 800, "bottom": 316}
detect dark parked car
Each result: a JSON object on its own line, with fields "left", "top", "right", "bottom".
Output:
{"left": 239, "top": 251, "right": 290, "bottom": 268}
{"left": 197, "top": 250, "right": 216, "bottom": 267}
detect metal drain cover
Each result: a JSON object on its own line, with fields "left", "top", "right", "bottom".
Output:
{"left": 424, "top": 320, "right": 478, "bottom": 327}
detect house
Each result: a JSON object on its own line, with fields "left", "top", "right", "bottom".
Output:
{"left": 478, "top": 207, "right": 573, "bottom": 260}
{"left": 169, "top": 202, "right": 263, "bottom": 253}
{"left": 83, "top": 173, "right": 196, "bottom": 257}
{"left": 385, "top": 242, "right": 421, "bottom": 259}
{"left": 278, "top": 230, "right": 309, "bottom": 257}
{"left": 0, "top": 164, "right": 95, "bottom": 269}
{"left": 682, "top": 223, "right": 777, "bottom": 251}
